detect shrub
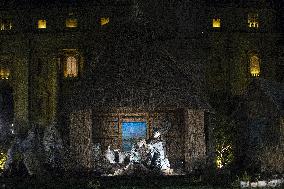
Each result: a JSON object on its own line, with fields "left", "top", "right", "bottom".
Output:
{"left": 0, "top": 151, "right": 8, "bottom": 172}
{"left": 259, "top": 145, "right": 284, "bottom": 174}
{"left": 214, "top": 115, "right": 235, "bottom": 169}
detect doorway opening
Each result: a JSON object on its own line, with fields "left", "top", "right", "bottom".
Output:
{"left": 122, "top": 121, "right": 147, "bottom": 151}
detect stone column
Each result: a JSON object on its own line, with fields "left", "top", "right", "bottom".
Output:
{"left": 280, "top": 117, "right": 284, "bottom": 148}
{"left": 184, "top": 109, "right": 206, "bottom": 172}
{"left": 46, "top": 56, "right": 58, "bottom": 124}
{"left": 13, "top": 57, "right": 29, "bottom": 134}
{"left": 69, "top": 109, "right": 93, "bottom": 170}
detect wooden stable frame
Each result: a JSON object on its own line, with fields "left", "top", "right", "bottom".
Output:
{"left": 118, "top": 114, "right": 150, "bottom": 149}
{"left": 95, "top": 112, "right": 154, "bottom": 150}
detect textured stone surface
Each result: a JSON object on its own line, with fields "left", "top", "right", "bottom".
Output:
{"left": 69, "top": 109, "right": 93, "bottom": 169}
{"left": 280, "top": 118, "right": 284, "bottom": 148}
{"left": 183, "top": 109, "right": 206, "bottom": 172}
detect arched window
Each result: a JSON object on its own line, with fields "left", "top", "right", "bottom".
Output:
{"left": 248, "top": 13, "right": 259, "bottom": 28}
{"left": 61, "top": 49, "right": 82, "bottom": 78}
{"left": 0, "top": 19, "right": 12, "bottom": 31}
{"left": 0, "top": 67, "right": 10, "bottom": 80}
{"left": 64, "top": 56, "right": 78, "bottom": 77}
{"left": 250, "top": 54, "right": 260, "bottom": 77}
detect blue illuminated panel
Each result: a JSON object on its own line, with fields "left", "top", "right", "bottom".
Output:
{"left": 122, "top": 122, "right": 147, "bottom": 151}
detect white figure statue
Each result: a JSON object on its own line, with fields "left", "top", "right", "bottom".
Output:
{"left": 105, "top": 146, "right": 115, "bottom": 164}
{"left": 118, "top": 151, "right": 125, "bottom": 164}
{"left": 149, "top": 131, "right": 172, "bottom": 174}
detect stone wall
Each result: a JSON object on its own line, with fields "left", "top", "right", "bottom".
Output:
{"left": 12, "top": 57, "right": 29, "bottom": 128}
{"left": 204, "top": 112, "right": 216, "bottom": 168}
{"left": 69, "top": 109, "right": 93, "bottom": 169}
{"left": 0, "top": 35, "right": 30, "bottom": 134}
{"left": 183, "top": 109, "right": 207, "bottom": 172}
{"left": 281, "top": 117, "right": 284, "bottom": 148}
{"left": 29, "top": 50, "right": 58, "bottom": 127}
{"left": 235, "top": 83, "right": 283, "bottom": 171}
{"left": 92, "top": 114, "right": 117, "bottom": 151}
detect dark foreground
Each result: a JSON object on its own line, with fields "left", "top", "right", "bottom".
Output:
{"left": 0, "top": 175, "right": 229, "bottom": 189}
{"left": 2, "top": 174, "right": 283, "bottom": 189}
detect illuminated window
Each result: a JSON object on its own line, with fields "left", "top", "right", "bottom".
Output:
{"left": 250, "top": 54, "right": 260, "bottom": 77}
{"left": 38, "top": 19, "right": 46, "bottom": 29}
{"left": 66, "top": 18, "right": 78, "bottom": 28}
{"left": 212, "top": 18, "right": 221, "bottom": 28}
{"left": 0, "top": 67, "right": 10, "bottom": 79}
{"left": 100, "top": 17, "right": 110, "bottom": 26}
{"left": 106, "top": 114, "right": 150, "bottom": 151}
{"left": 122, "top": 121, "right": 147, "bottom": 151}
{"left": 248, "top": 13, "right": 259, "bottom": 28}
{"left": 0, "top": 19, "right": 12, "bottom": 31}
{"left": 61, "top": 49, "right": 81, "bottom": 78}
{"left": 64, "top": 56, "right": 78, "bottom": 77}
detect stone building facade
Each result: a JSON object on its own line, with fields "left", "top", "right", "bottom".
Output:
{"left": 0, "top": 0, "right": 283, "bottom": 171}
{"left": 234, "top": 78, "right": 284, "bottom": 171}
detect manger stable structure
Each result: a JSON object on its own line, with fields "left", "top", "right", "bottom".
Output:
{"left": 0, "top": 0, "right": 283, "bottom": 173}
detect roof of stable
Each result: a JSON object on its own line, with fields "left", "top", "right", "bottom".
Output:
{"left": 61, "top": 20, "right": 212, "bottom": 112}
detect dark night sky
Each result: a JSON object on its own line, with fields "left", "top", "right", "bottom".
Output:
{"left": 0, "top": 0, "right": 283, "bottom": 32}
{"left": 0, "top": 0, "right": 283, "bottom": 8}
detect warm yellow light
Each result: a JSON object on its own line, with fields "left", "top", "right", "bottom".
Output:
{"left": 0, "top": 152, "right": 7, "bottom": 171}
{"left": 251, "top": 70, "right": 260, "bottom": 77}
{"left": 100, "top": 17, "right": 110, "bottom": 26}
{"left": 216, "top": 158, "right": 223, "bottom": 168}
{"left": 64, "top": 56, "right": 78, "bottom": 77}
{"left": 0, "top": 20, "right": 12, "bottom": 30}
{"left": 248, "top": 13, "right": 259, "bottom": 28}
{"left": 0, "top": 68, "right": 10, "bottom": 79}
{"left": 250, "top": 55, "right": 260, "bottom": 77}
{"left": 66, "top": 18, "right": 78, "bottom": 28}
{"left": 38, "top": 19, "right": 46, "bottom": 29}
{"left": 212, "top": 18, "right": 221, "bottom": 28}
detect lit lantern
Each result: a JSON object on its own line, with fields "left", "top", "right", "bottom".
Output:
{"left": 66, "top": 18, "right": 78, "bottom": 28}
{"left": 250, "top": 55, "right": 260, "bottom": 77}
{"left": 0, "top": 68, "right": 10, "bottom": 79}
{"left": 100, "top": 17, "right": 110, "bottom": 26}
{"left": 38, "top": 19, "right": 47, "bottom": 29}
{"left": 212, "top": 18, "right": 221, "bottom": 28}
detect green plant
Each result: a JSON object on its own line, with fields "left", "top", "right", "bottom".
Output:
{"left": 259, "top": 145, "right": 284, "bottom": 174}
{"left": 231, "top": 175, "right": 241, "bottom": 189}
{"left": 241, "top": 171, "right": 251, "bottom": 182}
{"left": 0, "top": 151, "right": 7, "bottom": 171}
{"left": 214, "top": 115, "right": 235, "bottom": 169}
{"left": 88, "top": 180, "right": 101, "bottom": 189}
